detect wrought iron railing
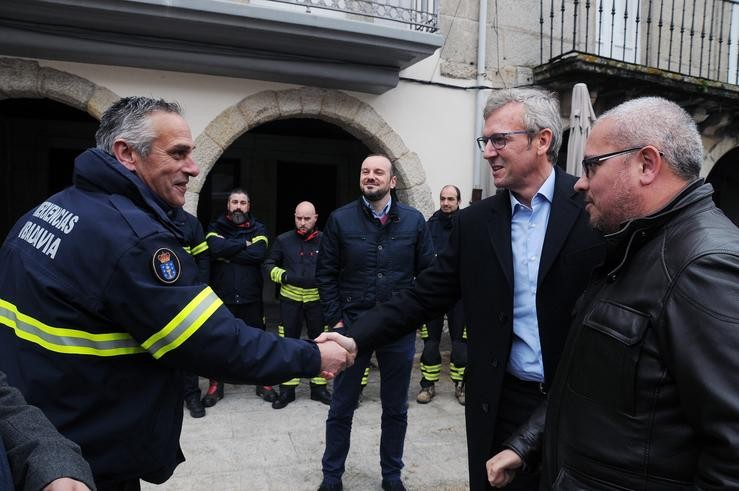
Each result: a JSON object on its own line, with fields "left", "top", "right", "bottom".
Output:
{"left": 540, "top": 0, "right": 739, "bottom": 84}
{"left": 263, "top": 0, "right": 439, "bottom": 32}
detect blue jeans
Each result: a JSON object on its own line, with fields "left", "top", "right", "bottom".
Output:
{"left": 321, "top": 331, "right": 415, "bottom": 484}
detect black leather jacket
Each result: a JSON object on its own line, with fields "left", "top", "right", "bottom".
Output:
{"left": 508, "top": 181, "right": 739, "bottom": 490}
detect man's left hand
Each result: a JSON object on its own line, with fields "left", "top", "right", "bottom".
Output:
{"left": 486, "top": 449, "right": 523, "bottom": 488}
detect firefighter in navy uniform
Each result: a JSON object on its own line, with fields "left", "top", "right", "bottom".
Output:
{"left": 264, "top": 201, "right": 332, "bottom": 409}
{"left": 416, "top": 185, "right": 467, "bottom": 406}
{"left": 173, "top": 208, "right": 209, "bottom": 418}
{"left": 205, "top": 189, "right": 276, "bottom": 406}
{"left": 0, "top": 97, "right": 351, "bottom": 490}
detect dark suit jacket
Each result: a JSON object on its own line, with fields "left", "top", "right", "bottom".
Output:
{"left": 348, "top": 167, "right": 604, "bottom": 490}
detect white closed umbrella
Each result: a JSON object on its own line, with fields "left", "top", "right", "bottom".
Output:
{"left": 566, "top": 83, "right": 597, "bottom": 177}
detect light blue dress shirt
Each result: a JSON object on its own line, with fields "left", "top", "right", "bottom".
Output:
{"left": 362, "top": 195, "right": 392, "bottom": 219}
{"left": 507, "top": 168, "right": 555, "bottom": 382}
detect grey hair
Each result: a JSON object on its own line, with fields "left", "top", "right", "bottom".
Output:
{"left": 483, "top": 87, "right": 562, "bottom": 163}
{"left": 598, "top": 97, "right": 702, "bottom": 180}
{"left": 95, "top": 96, "right": 182, "bottom": 158}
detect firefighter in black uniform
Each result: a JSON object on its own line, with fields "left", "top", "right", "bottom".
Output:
{"left": 417, "top": 185, "right": 468, "bottom": 405}
{"left": 0, "top": 97, "right": 351, "bottom": 489}
{"left": 264, "top": 201, "right": 332, "bottom": 409}
{"left": 174, "top": 208, "right": 209, "bottom": 418}
{"left": 204, "top": 189, "right": 276, "bottom": 406}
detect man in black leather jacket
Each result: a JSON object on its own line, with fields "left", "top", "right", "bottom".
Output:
{"left": 486, "top": 97, "right": 739, "bottom": 489}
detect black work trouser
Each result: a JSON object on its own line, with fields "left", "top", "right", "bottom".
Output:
{"left": 420, "top": 299, "right": 467, "bottom": 386}
{"left": 488, "top": 373, "right": 547, "bottom": 490}
{"left": 278, "top": 298, "right": 326, "bottom": 388}
{"left": 182, "top": 372, "right": 200, "bottom": 400}
{"left": 280, "top": 298, "right": 324, "bottom": 340}
{"left": 228, "top": 301, "right": 265, "bottom": 331}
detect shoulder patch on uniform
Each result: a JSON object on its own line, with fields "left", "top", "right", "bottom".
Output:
{"left": 152, "top": 248, "right": 181, "bottom": 284}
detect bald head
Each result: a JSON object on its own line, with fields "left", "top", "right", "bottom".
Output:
{"left": 294, "top": 201, "right": 318, "bottom": 233}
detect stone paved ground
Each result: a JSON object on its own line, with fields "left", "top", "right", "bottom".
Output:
{"left": 143, "top": 338, "right": 469, "bottom": 491}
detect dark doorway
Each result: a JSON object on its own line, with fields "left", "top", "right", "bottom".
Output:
{"left": 197, "top": 118, "right": 371, "bottom": 305}
{"left": 707, "top": 147, "right": 739, "bottom": 226}
{"left": 197, "top": 118, "right": 370, "bottom": 236}
{"left": 275, "top": 161, "right": 337, "bottom": 234}
{"left": 0, "top": 98, "right": 97, "bottom": 239}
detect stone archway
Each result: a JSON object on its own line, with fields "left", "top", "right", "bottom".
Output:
{"left": 704, "top": 134, "right": 739, "bottom": 178}
{"left": 188, "top": 87, "right": 434, "bottom": 217}
{"left": 0, "top": 57, "right": 120, "bottom": 120}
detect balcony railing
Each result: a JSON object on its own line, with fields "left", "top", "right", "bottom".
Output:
{"left": 259, "top": 0, "right": 439, "bottom": 32}
{"left": 539, "top": 0, "right": 739, "bottom": 84}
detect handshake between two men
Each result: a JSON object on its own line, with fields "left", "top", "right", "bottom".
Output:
{"left": 314, "top": 332, "right": 358, "bottom": 379}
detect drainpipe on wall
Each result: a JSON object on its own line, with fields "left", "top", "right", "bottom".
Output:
{"left": 471, "top": 0, "right": 488, "bottom": 203}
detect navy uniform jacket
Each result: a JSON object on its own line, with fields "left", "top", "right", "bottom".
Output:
{"left": 263, "top": 229, "right": 322, "bottom": 304}
{"left": 207, "top": 214, "right": 268, "bottom": 305}
{"left": 0, "top": 149, "right": 321, "bottom": 484}
{"left": 426, "top": 208, "right": 457, "bottom": 256}
{"left": 173, "top": 209, "right": 209, "bottom": 284}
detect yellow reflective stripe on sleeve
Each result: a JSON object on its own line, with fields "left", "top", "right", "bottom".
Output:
{"left": 183, "top": 246, "right": 192, "bottom": 253}
{"left": 141, "top": 286, "right": 223, "bottom": 359}
{"left": 270, "top": 266, "right": 286, "bottom": 284}
{"left": 0, "top": 298, "right": 145, "bottom": 356}
{"left": 252, "top": 235, "right": 268, "bottom": 246}
{"left": 206, "top": 232, "right": 223, "bottom": 239}
{"left": 190, "top": 241, "right": 208, "bottom": 255}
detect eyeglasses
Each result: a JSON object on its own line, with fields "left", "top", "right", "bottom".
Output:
{"left": 476, "top": 130, "right": 532, "bottom": 152}
{"left": 581, "top": 147, "right": 643, "bottom": 178}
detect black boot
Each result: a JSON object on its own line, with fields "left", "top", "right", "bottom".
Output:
{"left": 201, "top": 381, "right": 223, "bottom": 408}
{"left": 256, "top": 385, "right": 278, "bottom": 403}
{"left": 272, "top": 387, "right": 296, "bottom": 409}
{"left": 310, "top": 385, "right": 332, "bottom": 405}
{"left": 185, "top": 394, "right": 205, "bottom": 418}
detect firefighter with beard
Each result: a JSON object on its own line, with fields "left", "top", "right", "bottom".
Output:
{"left": 204, "top": 189, "right": 276, "bottom": 405}
{"left": 264, "top": 201, "right": 332, "bottom": 409}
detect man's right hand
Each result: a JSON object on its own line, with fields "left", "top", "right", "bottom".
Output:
{"left": 316, "top": 339, "right": 354, "bottom": 379}
{"left": 486, "top": 449, "right": 523, "bottom": 488}
{"left": 315, "top": 331, "right": 357, "bottom": 357}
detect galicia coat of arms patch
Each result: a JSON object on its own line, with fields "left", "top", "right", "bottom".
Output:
{"left": 152, "top": 248, "right": 181, "bottom": 284}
